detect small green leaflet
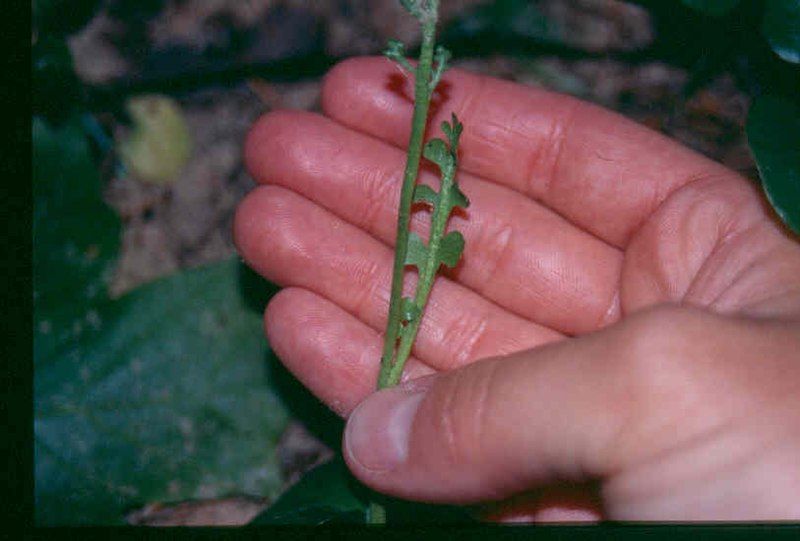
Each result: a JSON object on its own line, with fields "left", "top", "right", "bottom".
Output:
{"left": 439, "top": 231, "right": 466, "bottom": 268}
{"left": 431, "top": 45, "right": 452, "bottom": 88}
{"left": 405, "top": 232, "right": 429, "bottom": 269}
{"left": 403, "top": 230, "right": 466, "bottom": 271}
{"left": 413, "top": 182, "right": 469, "bottom": 212}
{"left": 384, "top": 39, "right": 414, "bottom": 74}
{"left": 442, "top": 114, "right": 464, "bottom": 148}
{"left": 413, "top": 184, "right": 439, "bottom": 206}
{"left": 405, "top": 115, "right": 469, "bottom": 280}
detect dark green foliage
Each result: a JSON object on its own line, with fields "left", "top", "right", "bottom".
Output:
{"left": 32, "top": 37, "right": 83, "bottom": 121}
{"left": 763, "top": 0, "right": 800, "bottom": 64}
{"left": 249, "top": 458, "right": 367, "bottom": 524}
{"left": 35, "top": 259, "right": 290, "bottom": 525}
{"left": 33, "top": 117, "right": 120, "bottom": 326}
{"left": 681, "top": 0, "right": 741, "bottom": 16}
{"left": 746, "top": 95, "right": 800, "bottom": 234}
{"left": 34, "top": 0, "right": 102, "bottom": 36}
{"left": 250, "top": 456, "right": 476, "bottom": 525}
{"left": 34, "top": 119, "right": 289, "bottom": 524}
{"left": 443, "top": 0, "right": 557, "bottom": 44}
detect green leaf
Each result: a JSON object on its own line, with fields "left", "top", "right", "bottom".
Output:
{"left": 413, "top": 184, "right": 439, "bottom": 206}
{"left": 249, "top": 458, "right": 368, "bottom": 524}
{"left": 762, "top": 0, "right": 800, "bottom": 64}
{"left": 450, "top": 183, "right": 470, "bottom": 210}
{"left": 439, "top": 231, "right": 466, "bottom": 269}
{"left": 680, "top": 0, "right": 740, "bottom": 16}
{"left": 35, "top": 258, "right": 290, "bottom": 525}
{"left": 250, "top": 454, "right": 476, "bottom": 525}
{"left": 423, "top": 138, "right": 453, "bottom": 171}
{"left": 430, "top": 45, "right": 452, "bottom": 88}
{"left": 34, "top": 116, "right": 288, "bottom": 524}
{"left": 405, "top": 232, "right": 429, "bottom": 269}
{"left": 385, "top": 38, "right": 405, "bottom": 58}
{"left": 746, "top": 95, "right": 800, "bottom": 235}
{"left": 384, "top": 39, "right": 414, "bottom": 73}
{"left": 442, "top": 114, "right": 464, "bottom": 150}
{"left": 33, "top": 116, "right": 120, "bottom": 332}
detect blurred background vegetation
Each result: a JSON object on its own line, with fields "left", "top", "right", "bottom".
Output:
{"left": 33, "top": 0, "right": 798, "bottom": 526}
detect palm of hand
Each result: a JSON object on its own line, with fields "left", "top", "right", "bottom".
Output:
{"left": 235, "top": 57, "right": 800, "bottom": 519}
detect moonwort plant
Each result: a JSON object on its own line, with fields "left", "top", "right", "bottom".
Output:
{"left": 368, "top": 0, "right": 468, "bottom": 523}
{"left": 378, "top": 0, "right": 468, "bottom": 390}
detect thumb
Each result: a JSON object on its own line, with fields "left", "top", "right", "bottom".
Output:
{"left": 342, "top": 326, "right": 624, "bottom": 504}
{"left": 342, "top": 305, "right": 800, "bottom": 509}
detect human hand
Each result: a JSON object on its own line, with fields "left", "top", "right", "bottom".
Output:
{"left": 234, "top": 57, "right": 800, "bottom": 521}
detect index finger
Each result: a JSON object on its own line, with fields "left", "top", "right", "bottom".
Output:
{"left": 321, "top": 57, "right": 736, "bottom": 247}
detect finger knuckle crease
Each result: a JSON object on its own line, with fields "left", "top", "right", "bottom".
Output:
{"left": 440, "top": 309, "right": 490, "bottom": 369}
{"left": 360, "top": 168, "right": 399, "bottom": 232}
{"left": 525, "top": 99, "right": 581, "bottom": 199}
{"left": 476, "top": 220, "right": 514, "bottom": 289}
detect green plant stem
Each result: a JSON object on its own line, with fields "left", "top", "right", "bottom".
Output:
{"left": 369, "top": 2, "right": 443, "bottom": 526}
{"left": 385, "top": 161, "right": 459, "bottom": 387}
{"left": 377, "top": 14, "right": 439, "bottom": 391}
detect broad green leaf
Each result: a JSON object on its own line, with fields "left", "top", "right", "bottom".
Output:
{"left": 250, "top": 455, "right": 476, "bottom": 525}
{"left": 33, "top": 116, "right": 120, "bottom": 334}
{"left": 35, "top": 258, "right": 290, "bottom": 525}
{"left": 34, "top": 102, "right": 288, "bottom": 526}
{"left": 746, "top": 95, "right": 800, "bottom": 235}
{"left": 762, "top": 0, "right": 800, "bottom": 64}
{"left": 439, "top": 231, "right": 466, "bottom": 269}
{"left": 680, "top": 0, "right": 740, "bottom": 16}
{"left": 249, "top": 458, "right": 368, "bottom": 524}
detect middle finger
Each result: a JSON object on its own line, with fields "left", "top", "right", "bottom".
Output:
{"left": 246, "top": 111, "right": 623, "bottom": 335}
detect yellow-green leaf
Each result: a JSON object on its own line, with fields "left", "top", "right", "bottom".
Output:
{"left": 119, "top": 95, "right": 192, "bottom": 185}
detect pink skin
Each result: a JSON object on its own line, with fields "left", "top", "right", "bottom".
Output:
{"left": 235, "top": 57, "right": 800, "bottom": 521}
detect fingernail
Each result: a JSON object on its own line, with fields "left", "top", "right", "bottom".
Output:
{"left": 345, "top": 389, "right": 425, "bottom": 473}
